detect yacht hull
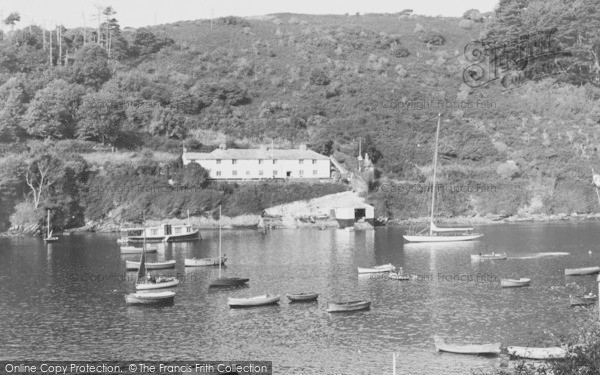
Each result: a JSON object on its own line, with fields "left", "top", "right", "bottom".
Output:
{"left": 403, "top": 234, "right": 484, "bottom": 242}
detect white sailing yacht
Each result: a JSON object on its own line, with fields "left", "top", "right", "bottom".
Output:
{"left": 402, "top": 114, "right": 484, "bottom": 243}
{"left": 44, "top": 209, "right": 59, "bottom": 242}
{"left": 209, "top": 205, "right": 249, "bottom": 287}
{"left": 125, "top": 226, "right": 176, "bottom": 304}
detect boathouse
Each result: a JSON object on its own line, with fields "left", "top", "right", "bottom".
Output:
{"left": 334, "top": 203, "right": 375, "bottom": 228}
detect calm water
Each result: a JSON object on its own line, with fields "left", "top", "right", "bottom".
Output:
{"left": 1, "top": 222, "right": 600, "bottom": 374}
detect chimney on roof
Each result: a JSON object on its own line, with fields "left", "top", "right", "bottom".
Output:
{"left": 219, "top": 143, "right": 226, "bottom": 150}
{"left": 299, "top": 144, "right": 307, "bottom": 150}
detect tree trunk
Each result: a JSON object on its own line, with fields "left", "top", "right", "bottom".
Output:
{"left": 97, "top": 8, "right": 101, "bottom": 45}
{"left": 48, "top": 28, "right": 53, "bottom": 66}
{"left": 58, "top": 26, "right": 62, "bottom": 66}
{"left": 82, "top": 11, "right": 86, "bottom": 45}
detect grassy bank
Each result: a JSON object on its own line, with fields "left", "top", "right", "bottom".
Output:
{"left": 476, "top": 308, "right": 599, "bottom": 375}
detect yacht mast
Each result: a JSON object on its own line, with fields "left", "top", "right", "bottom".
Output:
{"left": 429, "top": 113, "right": 441, "bottom": 236}
{"left": 218, "top": 205, "right": 222, "bottom": 279}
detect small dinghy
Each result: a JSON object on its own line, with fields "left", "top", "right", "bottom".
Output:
{"left": 184, "top": 255, "right": 227, "bottom": 267}
{"left": 471, "top": 253, "right": 507, "bottom": 261}
{"left": 126, "top": 259, "right": 176, "bottom": 270}
{"left": 286, "top": 292, "right": 318, "bottom": 302}
{"left": 500, "top": 278, "right": 531, "bottom": 288}
{"left": 434, "top": 336, "right": 501, "bottom": 355}
{"left": 125, "top": 291, "right": 175, "bottom": 305}
{"left": 327, "top": 300, "right": 371, "bottom": 313}
{"left": 121, "top": 246, "right": 157, "bottom": 254}
{"left": 564, "top": 266, "right": 600, "bottom": 276}
{"left": 507, "top": 346, "right": 567, "bottom": 360}
{"left": 227, "top": 294, "right": 280, "bottom": 308}
{"left": 570, "top": 294, "right": 597, "bottom": 307}
{"left": 357, "top": 263, "right": 395, "bottom": 274}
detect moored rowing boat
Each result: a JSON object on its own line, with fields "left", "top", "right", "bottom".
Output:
{"left": 434, "top": 336, "right": 501, "bottom": 355}
{"left": 500, "top": 278, "right": 531, "bottom": 288}
{"left": 227, "top": 294, "right": 280, "bottom": 308}
{"left": 569, "top": 294, "right": 597, "bottom": 307}
{"left": 327, "top": 300, "right": 371, "bottom": 313}
{"left": 564, "top": 266, "right": 600, "bottom": 276}
{"left": 286, "top": 292, "right": 318, "bottom": 302}
{"left": 507, "top": 346, "right": 567, "bottom": 359}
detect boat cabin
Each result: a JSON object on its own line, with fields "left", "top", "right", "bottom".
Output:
{"left": 121, "top": 224, "right": 195, "bottom": 238}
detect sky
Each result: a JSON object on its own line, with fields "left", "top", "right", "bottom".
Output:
{"left": 0, "top": 0, "right": 499, "bottom": 29}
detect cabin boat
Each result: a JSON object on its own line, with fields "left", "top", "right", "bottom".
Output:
{"left": 118, "top": 224, "right": 200, "bottom": 243}
{"left": 184, "top": 255, "right": 227, "bottom": 267}
{"left": 357, "top": 263, "right": 396, "bottom": 274}
{"left": 471, "top": 253, "right": 507, "bottom": 261}
{"left": 286, "top": 292, "right": 318, "bottom": 302}
{"left": 500, "top": 278, "right": 531, "bottom": 287}
{"left": 126, "top": 259, "right": 176, "bottom": 270}
{"left": 120, "top": 246, "right": 157, "bottom": 254}
{"left": 327, "top": 300, "right": 371, "bottom": 313}
{"left": 507, "top": 346, "right": 567, "bottom": 360}
{"left": 564, "top": 266, "right": 600, "bottom": 276}
{"left": 434, "top": 336, "right": 501, "bottom": 355}
{"left": 227, "top": 294, "right": 280, "bottom": 308}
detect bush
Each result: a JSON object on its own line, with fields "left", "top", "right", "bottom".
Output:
{"left": 418, "top": 31, "right": 446, "bottom": 46}
{"left": 391, "top": 46, "right": 410, "bottom": 58}
{"left": 220, "top": 16, "right": 250, "bottom": 27}
{"left": 309, "top": 69, "right": 331, "bottom": 86}
{"left": 463, "top": 9, "right": 483, "bottom": 22}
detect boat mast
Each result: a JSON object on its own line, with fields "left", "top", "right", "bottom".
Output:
{"left": 137, "top": 221, "right": 147, "bottom": 284}
{"left": 218, "top": 205, "right": 222, "bottom": 279}
{"left": 429, "top": 113, "right": 441, "bottom": 236}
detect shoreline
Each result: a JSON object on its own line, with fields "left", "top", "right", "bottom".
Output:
{"left": 390, "top": 212, "right": 600, "bottom": 226}
{"left": 2, "top": 212, "right": 600, "bottom": 238}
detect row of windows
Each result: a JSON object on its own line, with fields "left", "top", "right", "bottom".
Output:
{"left": 215, "top": 170, "right": 319, "bottom": 176}
{"left": 215, "top": 159, "right": 318, "bottom": 165}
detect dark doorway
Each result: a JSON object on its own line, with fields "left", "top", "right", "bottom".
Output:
{"left": 286, "top": 171, "right": 291, "bottom": 177}
{"left": 354, "top": 208, "right": 366, "bottom": 220}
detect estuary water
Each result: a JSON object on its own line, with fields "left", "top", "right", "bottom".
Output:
{"left": 1, "top": 222, "right": 599, "bottom": 374}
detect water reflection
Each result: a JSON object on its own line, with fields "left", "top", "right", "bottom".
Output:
{"left": 1, "top": 223, "right": 600, "bottom": 374}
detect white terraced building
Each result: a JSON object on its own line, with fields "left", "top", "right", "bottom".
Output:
{"left": 182, "top": 145, "right": 331, "bottom": 180}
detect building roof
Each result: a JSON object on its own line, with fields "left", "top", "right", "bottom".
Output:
{"left": 183, "top": 148, "right": 330, "bottom": 161}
